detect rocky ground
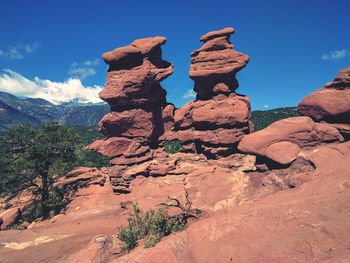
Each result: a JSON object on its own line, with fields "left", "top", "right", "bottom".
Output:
{"left": 0, "top": 141, "right": 350, "bottom": 262}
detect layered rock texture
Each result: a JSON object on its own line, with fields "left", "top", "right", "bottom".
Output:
{"left": 170, "top": 28, "right": 252, "bottom": 158}
{"left": 298, "top": 67, "right": 350, "bottom": 137}
{"left": 238, "top": 116, "right": 343, "bottom": 165}
{"left": 90, "top": 37, "right": 173, "bottom": 170}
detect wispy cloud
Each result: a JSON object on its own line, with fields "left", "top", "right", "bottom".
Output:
{"left": 0, "top": 42, "right": 40, "bottom": 60}
{"left": 321, "top": 49, "right": 349, "bottom": 60}
{"left": 263, "top": 104, "right": 270, "bottom": 109}
{"left": 23, "top": 42, "right": 40, "bottom": 53}
{"left": 183, "top": 89, "right": 196, "bottom": 99}
{"left": 68, "top": 58, "right": 100, "bottom": 80}
{"left": 0, "top": 69, "right": 103, "bottom": 105}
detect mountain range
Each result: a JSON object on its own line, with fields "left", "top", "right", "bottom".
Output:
{"left": 0, "top": 92, "right": 109, "bottom": 131}
{"left": 0, "top": 91, "right": 299, "bottom": 131}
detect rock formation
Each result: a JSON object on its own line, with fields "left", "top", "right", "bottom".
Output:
{"left": 238, "top": 116, "right": 343, "bottom": 165}
{"left": 3, "top": 29, "right": 350, "bottom": 263}
{"left": 170, "top": 27, "right": 252, "bottom": 158}
{"left": 298, "top": 67, "right": 350, "bottom": 138}
{"left": 89, "top": 36, "right": 173, "bottom": 166}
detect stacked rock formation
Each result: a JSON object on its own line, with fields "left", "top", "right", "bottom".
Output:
{"left": 172, "top": 28, "right": 252, "bottom": 158}
{"left": 89, "top": 36, "right": 173, "bottom": 167}
{"left": 298, "top": 67, "right": 350, "bottom": 138}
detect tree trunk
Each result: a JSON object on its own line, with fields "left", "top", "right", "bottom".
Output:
{"left": 41, "top": 171, "right": 49, "bottom": 219}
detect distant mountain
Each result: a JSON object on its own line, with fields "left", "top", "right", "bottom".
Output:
{"left": 0, "top": 91, "right": 298, "bottom": 131}
{"left": 0, "top": 92, "right": 109, "bottom": 131}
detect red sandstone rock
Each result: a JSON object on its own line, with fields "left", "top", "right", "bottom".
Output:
{"left": 238, "top": 116, "right": 343, "bottom": 164}
{"left": 200, "top": 27, "right": 235, "bottom": 42}
{"left": 0, "top": 208, "right": 21, "bottom": 230}
{"left": 115, "top": 141, "right": 350, "bottom": 263}
{"left": 59, "top": 167, "right": 106, "bottom": 187}
{"left": 175, "top": 127, "right": 249, "bottom": 145}
{"left": 170, "top": 27, "right": 252, "bottom": 158}
{"left": 298, "top": 88, "right": 350, "bottom": 123}
{"left": 102, "top": 45, "right": 142, "bottom": 68}
{"left": 189, "top": 27, "right": 249, "bottom": 99}
{"left": 100, "top": 37, "right": 173, "bottom": 109}
{"left": 2, "top": 140, "right": 350, "bottom": 262}
{"left": 131, "top": 36, "right": 166, "bottom": 55}
{"left": 175, "top": 94, "right": 250, "bottom": 129}
{"left": 110, "top": 151, "right": 153, "bottom": 166}
{"left": 66, "top": 167, "right": 98, "bottom": 178}
{"left": 88, "top": 137, "right": 149, "bottom": 158}
{"left": 99, "top": 109, "right": 156, "bottom": 139}
{"left": 325, "top": 67, "right": 350, "bottom": 89}
{"left": 91, "top": 36, "right": 173, "bottom": 167}
{"left": 162, "top": 104, "right": 175, "bottom": 133}
{"left": 298, "top": 67, "right": 350, "bottom": 124}
{"left": 264, "top": 141, "right": 300, "bottom": 165}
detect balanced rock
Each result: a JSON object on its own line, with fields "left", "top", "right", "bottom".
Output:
{"left": 172, "top": 28, "right": 252, "bottom": 158}
{"left": 90, "top": 36, "right": 173, "bottom": 167}
{"left": 298, "top": 67, "right": 350, "bottom": 126}
{"left": 189, "top": 27, "right": 249, "bottom": 99}
{"left": 100, "top": 37, "right": 173, "bottom": 108}
{"left": 238, "top": 116, "right": 344, "bottom": 165}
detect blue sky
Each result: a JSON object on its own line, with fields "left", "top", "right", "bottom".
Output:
{"left": 0, "top": 0, "right": 349, "bottom": 109}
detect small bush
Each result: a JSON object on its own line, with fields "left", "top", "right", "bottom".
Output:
{"left": 117, "top": 192, "right": 201, "bottom": 251}
{"left": 164, "top": 140, "right": 182, "bottom": 154}
{"left": 117, "top": 203, "right": 187, "bottom": 250}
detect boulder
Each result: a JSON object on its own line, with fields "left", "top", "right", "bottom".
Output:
{"left": 0, "top": 208, "right": 21, "bottom": 230}
{"left": 298, "top": 67, "right": 350, "bottom": 124}
{"left": 238, "top": 116, "right": 343, "bottom": 164}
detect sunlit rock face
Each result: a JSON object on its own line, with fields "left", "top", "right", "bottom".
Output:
{"left": 89, "top": 36, "right": 173, "bottom": 168}
{"left": 170, "top": 27, "right": 253, "bottom": 158}
{"left": 298, "top": 67, "right": 350, "bottom": 138}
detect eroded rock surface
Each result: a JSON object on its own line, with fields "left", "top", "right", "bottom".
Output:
{"left": 298, "top": 67, "right": 350, "bottom": 129}
{"left": 170, "top": 28, "right": 252, "bottom": 158}
{"left": 89, "top": 36, "right": 173, "bottom": 167}
{"left": 189, "top": 27, "right": 249, "bottom": 99}
{"left": 238, "top": 116, "right": 343, "bottom": 165}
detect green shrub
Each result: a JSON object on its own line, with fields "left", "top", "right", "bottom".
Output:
{"left": 117, "top": 202, "right": 188, "bottom": 251}
{"left": 117, "top": 224, "right": 139, "bottom": 250}
{"left": 21, "top": 186, "right": 70, "bottom": 222}
{"left": 164, "top": 140, "right": 182, "bottom": 154}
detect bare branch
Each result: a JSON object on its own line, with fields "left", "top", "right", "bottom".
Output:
{"left": 159, "top": 190, "right": 202, "bottom": 220}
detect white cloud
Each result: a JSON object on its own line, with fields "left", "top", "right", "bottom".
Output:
{"left": 0, "top": 42, "right": 40, "bottom": 60}
{"left": 83, "top": 59, "right": 99, "bottom": 66}
{"left": 3, "top": 47, "right": 24, "bottom": 60}
{"left": 263, "top": 104, "right": 270, "bottom": 109}
{"left": 0, "top": 69, "right": 103, "bottom": 105}
{"left": 321, "top": 49, "right": 349, "bottom": 60}
{"left": 23, "top": 42, "right": 40, "bottom": 53}
{"left": 183, "top": 89, "right": 196, "bottom": 99}
{"left": 68, "top": 59, "right": 100, "bottom": 80}
{"left": 68, "top": 67, "right": 96, "bottom": 80}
